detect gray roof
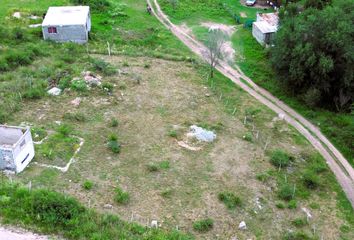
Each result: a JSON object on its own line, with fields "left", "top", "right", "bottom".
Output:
{"left": 42, "top": 6, "right": 89, "bottom": 27}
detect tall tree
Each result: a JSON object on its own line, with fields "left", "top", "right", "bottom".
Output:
{"left": 271, "top": 1, "right": 354, "bottom": 111}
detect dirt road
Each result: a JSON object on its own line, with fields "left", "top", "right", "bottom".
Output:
{"left": 148, "top": 0, "right": 354, "bottom": 207}
{"left": 0, "top": 226, "right": 49, "bottom": 240}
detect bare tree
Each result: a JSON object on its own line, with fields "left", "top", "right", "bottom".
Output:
{"left": 205, "top": 29, "right": 225, "bottom": 78}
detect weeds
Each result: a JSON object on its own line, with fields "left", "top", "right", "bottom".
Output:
{"left": 292, "top": 218, "right": 307, "bottom": 227}
{"left": 107, "top": 134, "right": 121, "bottom": 154}
{"left": 71, "top": 79, "right": 88, "bottom": 92}
{"left": 302, "top": 170, "right": 320, "bottom": 189}
{"left": 90, "top": 58, "right": 117, "bottom": 76}
{"left": 63, "top": 112, "right": 87, "bottom": 122}
{"left": 192, "top": 218, "right": 213, "bottom": 232}
{"left": 278, "top": 184, "right": 295, "bottom": 201}
{"left": 168, "top": 129, "right": 178, "bottom": 138}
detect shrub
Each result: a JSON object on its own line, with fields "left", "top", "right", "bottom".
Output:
{"left": 90, "top": 58, "right": 116, "bottom": 76}
{"left": 276, "top": 202, "right": 285, "bottom": 209}
{"left": 243, "top": 132, "right": 253, "bottom": 142}
{"left": 302, "top": 170, "right": 320, "bottom": 189}
{"left": 159, "top": 161, "right": 170, "bottom": 169}
{"left": 82, "top": 180, "right": 94, "bottom": 190}
{"left": 114, "top": 187, "right": 129, "bottom": 204}
{"left": 146, "top": 163, "right": 159, "bottom": 172}
{"left": 217, "top": 192, "right": 241, "bottom": 209}
{"left": 71, "top": 0, "right": 111, "bottom": 12}
{"left": 110, "top": 118, "right": 119, "bottom": 127}
{"left": 102, "top": 82, "right": 114, "bottom": 93}
{"left": 63, "top": 112, "right": 86, "bottom": 122}
{"left": 108, "top": 134, "right": 118, "bottom": 141}
{"left": 270, "top": 150, "right": 292, "bottom": 168}
{"left": 108, "top": 140, "right": 121, "bottom": 154}
{"left": 278, "top": 184, "right": 295, "bottom": 201}
{"left": 168, "top": 130, "right": 177, "bottom": 138}
{"left": 192, "top": 218, "right": 213, "bottom": 232}
{"left": 71, "top": 80, "right": 87, "bottom": 92}
{"left": 292, "top": 218, "right": 307, "bottom": 227}
{"left": 256, "top": 172, "right": 271, "bottom": 182}
{"left": 57, "top": 124, "right": 73, "bottom": 137}
{"left": 160, "top": 188, "right": 173, "bottom": 198}
{"left": 283, "top": 231, "right": 312, "bottom": 240}
{"left": 22, "top": 86, "right": 46, "bottom": 99}
{"left": 288, "top": 199, "right": 297, "bottom": 209}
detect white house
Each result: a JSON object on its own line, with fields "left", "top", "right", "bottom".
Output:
{"left": 42, "top": 6, "right": 91, "bottom": 44}
{"left": 0, "top": 125, "right": 35, "bottom": 173}
{"left": 252, "top": 12, "right": 279, "bottom": 46}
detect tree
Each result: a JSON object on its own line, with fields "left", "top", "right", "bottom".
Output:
{"left": 271, "top": 1, "right": 354, "bottom": 111}
{"left": 205, "top": 29, "right": 226, "bottom": 78}
{"left": 304, "top": 0, "right": 332, "bottom": 10}
{"left": 169, "top": 0, "right": 179, "bottom": 11}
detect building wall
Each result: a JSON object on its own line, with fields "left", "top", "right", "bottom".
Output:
{"left": 43, "top": 25, "right": 88, "bottom": 43}
{"left": 252, "top": 23, "right": 266, "bottom": 46}
{"left": 0, "top": 148, "right": 15, "bottom": 171}
{"left": 0, "top": 128, "right": 35, "bottom": 173}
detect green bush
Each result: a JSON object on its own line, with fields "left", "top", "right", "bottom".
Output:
{"left": 102, "top": 82, "right": 114, "bottom": 93}
{"left": 270, "top": 150, "right": 292, "bottom": 168}
{"left": 108, "top": 134, "right": 118, "bottom": 141}
{"left": 283, "top": 231, "right": 313, "bottom": 240}
{"left": 82, "top": 180, "right": 94, "bottom": 190}
{"left": 114, "top": 187, "right": 130, "bottom": 204}
{"left": 71, "top": 0, "right": 111, "bottom": 12}
{"left": 57, "top": 124, "right": 73, "bottom": 137}
{"left": 288, "top": 199, "right": 297, "bottom": 209}
{"left": 217, "top": 192, "right": 241, "bottom": 209}
{"left": 71, "top": 80, "right": 87, "bottom": 92}
{"left": 90, "top": 58, "right": 117, "bottom": 76}
{"left": 146, "top": 163, "right": 159, "bottom": 172}
{"left": 302, "top": 170, "right": 320, "bottom": 189}
{"left": 110, "top": 118, "right": 119, "bottom": 127}
{"left": 168, "top": 130, "right": 177, "bottom": 138}
{"left": 108, "top": 140, "right": 121, "bottom": 154}
{"left": 22, "top": 85, "right": 46, "bottom": 99}
{"left": 292, "top": 218, "right": 307, "bottom": 227}
{"left": 278, "top": 184, "right": 295, "bottom": 201}
{"left": 192, "top": 218, "right": 213, "bottom": 232}
{"left": 275, "top": 202, "right": 285, "bottom": 209}
{"left": 243, "top": 132, "right": 253, "bottom": 142}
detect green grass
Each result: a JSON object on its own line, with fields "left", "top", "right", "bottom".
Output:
{"left": 0, "top": 181, "right": 192, "bottom": 239}
{"left": 114, "top": 186, "right": 130, "bottom": 205}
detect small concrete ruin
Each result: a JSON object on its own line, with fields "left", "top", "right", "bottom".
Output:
{"left": 0, "top": 125, "right": 35, "bottom": 173}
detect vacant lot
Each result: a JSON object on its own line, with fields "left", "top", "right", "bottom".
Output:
{"left": 6, "top": 54, "right": 352, "bottom": 239}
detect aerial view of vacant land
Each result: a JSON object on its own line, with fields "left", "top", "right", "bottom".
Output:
{"left": 0, "top": 0, "right": 353, "bottom": 239}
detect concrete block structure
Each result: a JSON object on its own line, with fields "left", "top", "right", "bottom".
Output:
{"left": 0, "top": 125, "right": 35, "bottom": 173}
{"left": 42, "top": 6, "right": 91, "bottom": 44}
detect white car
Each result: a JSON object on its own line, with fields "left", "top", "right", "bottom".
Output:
{"left": 246, "top": 0, "right": 257, "bottom": 6}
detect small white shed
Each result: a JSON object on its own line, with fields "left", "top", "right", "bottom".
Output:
{"left": 252, "top": 12, "right": 279, "bottom": 46}
{"left": 0, "top": 125, "right": 35, "bottom": 173}
{"left": 42, "top": 6, "right": 91, "bottom": 44}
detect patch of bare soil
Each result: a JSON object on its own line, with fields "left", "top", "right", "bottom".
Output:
{"left": 201, "top": 22, "right": 235, "bottom": 37}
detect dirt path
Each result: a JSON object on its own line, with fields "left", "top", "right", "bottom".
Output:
{"left": 148, "top": 0, "right": 354, "bottom": 207}
{"left": 0, "top": 226, "right": 49, "bottom": 240}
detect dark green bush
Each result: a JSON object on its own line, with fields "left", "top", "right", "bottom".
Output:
{"left": 193, "top": 218, "right": 213, "bottom": 232}
{"left": 292, "top": 218, "right": 308, "bottom": 227}
{"left": 270, "top": 150, "right": 292, "bottom": 168}
{"left": 109, "top": 118, "right": 119, "bottom": 127}
{"left": 217, "top": 192, "right": 241, "bottom": 209}
{"left": 22, "top": 85, "right": 46, "bottom": 99}
{"left": 57, "top": 124, "right": 73, "bottom": 137}
{"left": 90, "top": 58, "right": 117, "bottom": 76}
{"left": 71, "top": 80, "right": 88, "bottom": 92}
{"left": 108, "top": 140, "right": 121, "bottom": 154}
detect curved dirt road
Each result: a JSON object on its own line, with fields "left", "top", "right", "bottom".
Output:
{"left": 147, "top": 0, "right": 354, "bottom": 207}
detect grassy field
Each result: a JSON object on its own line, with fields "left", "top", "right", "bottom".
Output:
{"left": 0, "top": 0, "right": 353, "bottom": 239}
{"left": 159, "top": 0, "right": 354, "bottom": 167}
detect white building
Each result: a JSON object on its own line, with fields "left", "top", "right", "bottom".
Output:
{"left": 252, "top": 12, "right": 279, "bottom": 46}
{"left": 0, "top": 125, "right": 35, "bottom": 173}
{"left": 42, "top": 6, "right": 91, "bottom": 44}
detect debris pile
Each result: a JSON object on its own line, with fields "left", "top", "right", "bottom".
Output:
{"left": 187, "top": 125, "right": 216, "bottom": 142}
{"left": 47, "top": 87, "right": 61, "bottom": 96}
{"left": 82, "top": 71, "right": 102, "bottom": 87}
